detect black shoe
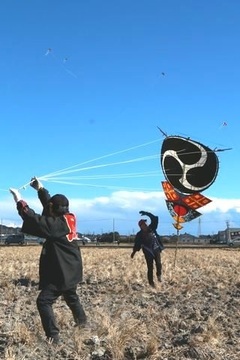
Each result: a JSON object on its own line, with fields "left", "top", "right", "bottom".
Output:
{"left": 149, "top": 282, "right": 155, "bottom": 288}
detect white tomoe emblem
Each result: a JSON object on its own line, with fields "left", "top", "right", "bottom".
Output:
{"left": 162, "top": 141, "right": 208, "bottom": 192}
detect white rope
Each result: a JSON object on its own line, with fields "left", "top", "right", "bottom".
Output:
{"left": 41, "top": 154, "right": 160, "bottom": 179}
{"left": 44, "top": 179, "right": 160, "bottom": 191}
{"left": 17, "top": 139, "right": 161, "bottom": 190}
{"left": 39, "top": 139, "right": 160, "bottom": 179}
{"left": 43, "top": 170, "right": 160, "bottom": 181}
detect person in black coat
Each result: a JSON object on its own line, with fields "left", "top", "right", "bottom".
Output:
{"left": 10, "top": 178, "right": 87, "bottom": 344}
{"left": 131, "top": 210, "right": 164, "bottom": 287}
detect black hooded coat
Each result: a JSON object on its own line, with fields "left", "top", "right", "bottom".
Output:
{"left": 17, "top": 188, "right": 83, "bottom": 291}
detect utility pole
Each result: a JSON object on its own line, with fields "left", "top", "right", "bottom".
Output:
{"left": 112, "top": 218, "right": 115, "bottom": 243}
{"left": 226, "top": 220, "right": 230, "bottom": 244}
{"left": 198, "top": 218, "right": 201, "bottom": 237}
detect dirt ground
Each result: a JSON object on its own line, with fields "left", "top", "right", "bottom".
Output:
{"left": 0, "top": 246, "right": 239, "bottom": 360}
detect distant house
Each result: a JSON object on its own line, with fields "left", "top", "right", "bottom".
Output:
{"left": 175, "top": 233, "right": 210, "bottom": 244}
{"left": 217, "top": 230, "right": 227, "bottom": 243}
{"left": 226, "top": 228, "right": 240, "bottom": 245}
{"left": 179, "top": 233, "right": 195, "bottom": 243}
{"left": 194, "top": 235, "right": 211, "bottom": 244}
{"left": 217, "top": 228, "right": 240, "bottom": 245}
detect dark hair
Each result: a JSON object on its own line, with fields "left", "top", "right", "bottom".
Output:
{"left": 50, "top": 194, "right": 69, "bottom": 215}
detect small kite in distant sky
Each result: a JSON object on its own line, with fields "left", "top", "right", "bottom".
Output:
{"left": 44, "top": 48, "right": 78, "bottom": 78}
{"left": 45, "top": 48, "right": 52, "bottom": 56}
{"left": 219, "top": 121, "right": 228, "bottom": 129}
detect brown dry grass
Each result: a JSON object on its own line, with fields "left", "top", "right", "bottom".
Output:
{"left": 0, "top": 245, "right": 239, "bottom": 359}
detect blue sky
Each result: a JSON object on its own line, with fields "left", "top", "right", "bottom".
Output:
{"left": 0, "top": 0, "right": 239, "bottom": 236}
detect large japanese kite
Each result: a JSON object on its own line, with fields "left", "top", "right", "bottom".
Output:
{"left": 160, "top": 132, "right": 220, "bottom": 231}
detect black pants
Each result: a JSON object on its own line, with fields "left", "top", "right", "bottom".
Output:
{"left": 37, "top": 285, "right": 86, "bottom": 339}
{"left": 143, "top": 249, "right": 162, "bottom": 285}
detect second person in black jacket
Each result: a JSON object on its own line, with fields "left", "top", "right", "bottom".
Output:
{"left": 131, "top": 210, "right": 164, "bottom": 287}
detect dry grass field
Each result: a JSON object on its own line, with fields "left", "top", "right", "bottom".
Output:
{"left": 0, "top": 245, "right": 239, "bottom": 360}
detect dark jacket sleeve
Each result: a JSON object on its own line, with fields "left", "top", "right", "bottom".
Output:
{"left": 38, "top": 188, "right": 51, "bottom": 210}
{"left": 144, "top": 212, "right": 158, "bottom": 232}
{"left": 17, "top": 200, "right": 70, "bottom": 238}
{"left": 132, "top": 232, "right": 142, "bottom": 253}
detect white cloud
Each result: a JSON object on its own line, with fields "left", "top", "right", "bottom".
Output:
{"left": 201, "top": 197, "right": 240, "bottom": 213}
{"left": 1, "top": 191, "right": 240, "bottom": 236}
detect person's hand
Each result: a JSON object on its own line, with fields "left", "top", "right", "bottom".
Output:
{"left": 30, "top": 177, "right": 43, "bottom": 191}
{"left": 9, "top": 188, "right": 22, "bottom": 203}
{"left": 131, "top": 252, "right": 135, "bottom": 259}
{"left": 139, "top": 210, "right": 147, "bottom": 216}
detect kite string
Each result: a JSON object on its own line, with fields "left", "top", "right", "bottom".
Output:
{"left": 39, "top": 147, "right": 217, "bottom": 182}
{"left": 41, "top": 154, "right": 160, "bottom": 179}
{"left": 18, "top": 139, "right": 161, "bottom": 190}
{"left": 45, "top": 48, "right": 78, "bottom": 78}
{"left": 40, "top": 139, "right": 161, "bottom": 179}
{"left": 43, "top": 170, "right": 160, "bottom": 181}
{"left": 43, "top": 179, "right": 160, "bottom": 192}
{"left": 18, "top": 148, "right": 206, "bottom": 190}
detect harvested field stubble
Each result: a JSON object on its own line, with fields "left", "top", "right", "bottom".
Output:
{"left": 0, "top": 246, "right": 239, "bottom": 359}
